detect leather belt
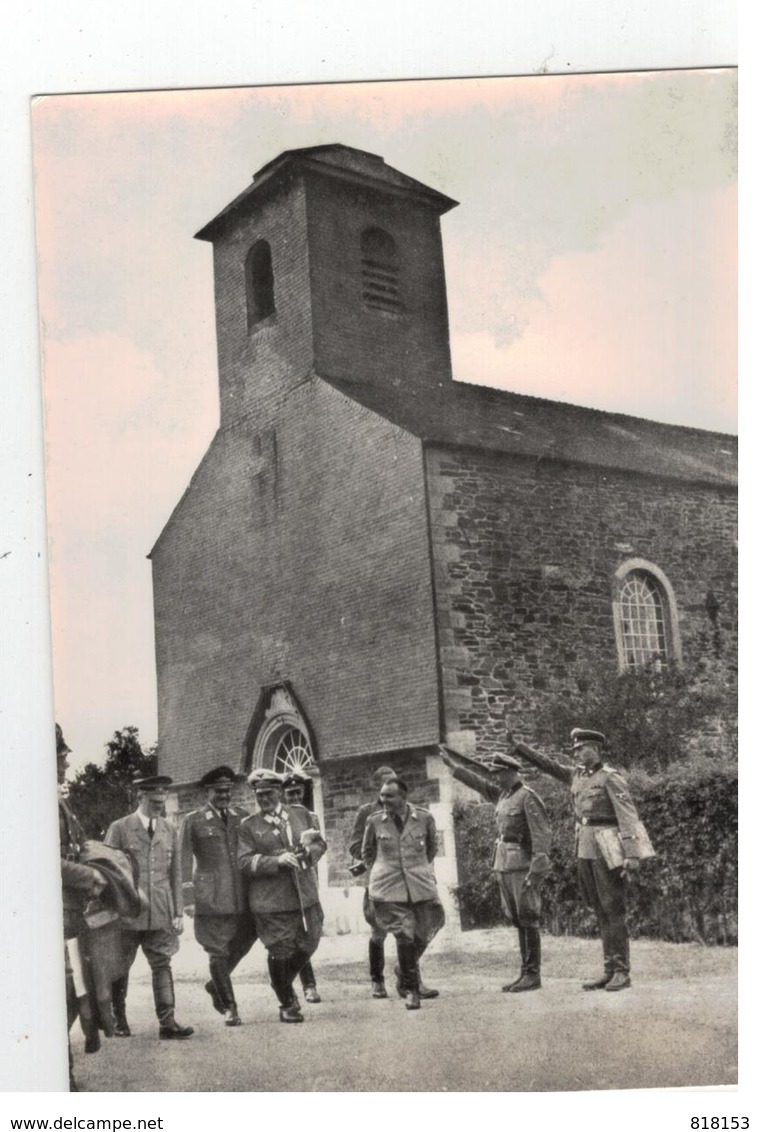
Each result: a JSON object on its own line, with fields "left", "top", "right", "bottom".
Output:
{"left": 578, "top": 818, "right": 618, "bottom": 827}
{"left": 499, "top": 837, "right": 524, "bottom": 844}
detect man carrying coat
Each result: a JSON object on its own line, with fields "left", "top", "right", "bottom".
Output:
{"left": 439, "top": 745, "right": 551, "bottom": 992}
{"left": 509, "top": 727, "right": 650, "bottom": 992}
{"left": 361, "top": 776, "right": 444, "bottom": 1011}
{"left": 237, "top": 769, "right": 326, "bottom": 1023}
{"left": 105, "top": 775, "right": 194, "bottom": 1039}
{"left": 180, "top": 766, "right": 256, "bottom": 1026}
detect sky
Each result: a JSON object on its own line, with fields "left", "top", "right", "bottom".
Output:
{"left": 31, "top": 69, "right": 737, "bottom": 772}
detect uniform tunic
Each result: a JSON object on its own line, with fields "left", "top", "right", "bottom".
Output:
{"left": 237, "top": 804, "right": 326, "bottom": 958}
{"left": 104, "top": 812, "right": 181, "bottom": 967}
{"left": 362, "top": 805, "right": 445, "bottom": 945}
{"left": 180, "top": 804, "right": 256, "bottom": 961}
{"left": 447, "top": 760, "right": 551, "bottom": 927}
{"left": 349, "top": 800, "right": 387, "bottom": 943}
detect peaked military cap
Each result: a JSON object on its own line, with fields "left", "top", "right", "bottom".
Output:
{"left": 571, "top": 728, "right": 607, "bottom": 748}
{"left": 247, "top": 767, "right": 284, "bottom": 790}
{"left": 56, "top": 723, "right": 71, "bottom": 755}
{"left": 133, "top": 774, "right": 173, "bottom": 790}
{"left": 199, "top": 765, "right": 238, "bottom": 787}
{"left": 282, "top": 772, "right": 309, "bottom": 789}
{"left": 484, "top": 752, "right": 522, "bottom": 772}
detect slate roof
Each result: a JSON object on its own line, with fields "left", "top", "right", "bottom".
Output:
{"left": 320, "top": 372, "right": 737, "bottom": 488}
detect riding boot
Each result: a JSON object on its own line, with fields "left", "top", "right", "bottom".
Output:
{"left": 508, "top": 928, "right": 542, "bottom": 992}
{"left": 78, "top": 993, "right": 101, "bottom": 1053}
{"left": 397, "top": 937, "right": 420, "bottom": 1010}
{"left": 298, "top": 959, "right": 321, "bottom": 1003}
{"left": 412, "top": 935, "right": 439, "bottom": 999}
{"left": 369, "top": 939, "right": 388, "bottom": 997}
{"left": 605, "top": 923, "right": 632, "bottom": 990}
{"left": 153, "top": 968, "right": 194, "bottom": 1039}
{"left": 210, "top": 956, "right": 241, "bottom": 1025}
{"left": 111, "top": 975, "right": 131, "bottom": 1037}
{"left": 502, "top": 926, "right": 526, "bottom": 992}
{"left": 268, "top": 954, "right": 303, "bottom": 1022}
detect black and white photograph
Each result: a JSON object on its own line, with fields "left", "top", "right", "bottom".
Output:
{"left": 29, "top": 67, "right": 738, "bottom": 1094}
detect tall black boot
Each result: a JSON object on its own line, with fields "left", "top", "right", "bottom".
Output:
{"left": 209, "top": 956, "right": 241, "bottom": 1026}
{"left": 413, "top": 935, "right": 439, "bottom": 999}
{"left": 397, "top": 937, "right": 420, "bottom": 1010}
{"left": 605, "top": 919, "right": 632, "bottom": 991}
{"left": 583, "top": 915, "right": 616, "bottom": 990}
{"left": 111, "top": 975, "right": 131, "bottom": 1037}
{"left": 268, "top": 954, "right": 303, "bottom": 1023}
{"left": 502, "top": 927, "right": 526, "bottom": 992}
{"left": 153, "top": 968, "right": 194, "bottom": 1039}
{"left": 508, "top": 928, "right": 542, "bottom": 992}
{"left": 369, "top": 939, "right": 388, "bottom": 998}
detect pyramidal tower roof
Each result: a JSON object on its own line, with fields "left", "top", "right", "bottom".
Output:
{"left": 195, "top": 144, "right": 458, "bottom": 242}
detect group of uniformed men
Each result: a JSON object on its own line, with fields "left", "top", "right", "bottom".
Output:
{"left": 59, "top": 721, "right": 651, "bottom": 1057}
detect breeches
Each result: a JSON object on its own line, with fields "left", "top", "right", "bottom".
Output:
{"left": 362, "top": 890, "right": 388, "bottom": 944}
{"left": 372, "top": 899, "right": 445, "bottom": 948}
{"left": 254, "top": 903, "right": 324, "bottom": 960}
{"left": 194, "top": 911, "right": 257, "bottom": 965}
{"left": 496, "top": 870, "right": 543, "bottom": 928}
{"left": 577, "top": 858, "right": 626, "bottom": 921}
{"left": 120, "top": 928, "right": 179, "bottom": 973}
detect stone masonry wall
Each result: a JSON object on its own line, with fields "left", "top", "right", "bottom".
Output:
{"left": 426, "top": 445, "right": 738, "bottom": 759}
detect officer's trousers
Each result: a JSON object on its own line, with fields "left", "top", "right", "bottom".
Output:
{"left": 577, "top": 858, "right": 630, "bottom": 976}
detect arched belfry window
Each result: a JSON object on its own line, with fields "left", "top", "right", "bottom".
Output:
{"left": 243, "top": 684, "right": 318, "bottom": 778}
{"left": 612, "top": 559, "right": 681, "bottom": 671}
{"left": 245, "top": 240, "right": 275, "bottom": 328}
{"left": 360, "top": 226, "right": 402, "bottom": 312}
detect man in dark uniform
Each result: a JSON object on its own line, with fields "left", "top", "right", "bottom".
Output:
{"left": 282, "top": 773, "right": 321, "bottom": 1003}
{"left": 362, "top": 776, "right": 445, "bottom": 1011}
{"left": 440, "top": 745, "right": 551, "bottom": 991}
{"left": 105, "top": 776, "right": 194, "bottom": 1038}
{"left": 349, "top": 765, "right": 395, "bottom": 998}
{"left": 57, "top": 724, "right": 108, "bottom": 1085}
{"left": 180, "top": 766, "right": 256, "bottom": 1026}
{"left": 238, "top": 769, "right": 327, "bottom": 1023}
{"left": 509, "top": 727, "right": 648, "bottom": 991}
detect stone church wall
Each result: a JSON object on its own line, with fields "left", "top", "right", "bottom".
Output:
{"left": 426, "top": 445, "right": 738, "bottom": 759}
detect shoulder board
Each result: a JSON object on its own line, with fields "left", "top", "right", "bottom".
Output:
{"left": 601, "top": 764, "right": 619, "bottom": 775}
{"left": 184, "top": 809, "right": 202, "bottom": 820}
{"left": 410, "top": 805, "right": 431, "bottom": 817}
{"left": 230, "top": 806, "right": 248, "bottom": 818}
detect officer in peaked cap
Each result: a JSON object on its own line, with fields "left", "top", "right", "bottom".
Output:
{"left": 440, "top": 744, "right": 551, "bottom": 992}
{"left": 507, "top": 725, "right": 651, "bottom": 992}
{"left": 238, "top": 766, "right": 327, "bottom": 1022}
{"left": 105, "top": 772, "right": 194, "bottom": 1039}
{"left": 179, "top": 765, "right": 256, "bottom": 1026}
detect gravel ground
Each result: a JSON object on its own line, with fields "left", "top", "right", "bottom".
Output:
{"left": 71, "top": 928, "right": 737, "bottom": 1093}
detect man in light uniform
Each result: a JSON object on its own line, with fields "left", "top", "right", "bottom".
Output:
{"left": 282, "top": 773, "right": 322, "bottom": 1003}
{"left": 105, "top": 776, "right": 194, "bottom": 1038}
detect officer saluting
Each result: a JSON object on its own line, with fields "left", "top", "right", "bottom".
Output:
{"left": 440, "top": 746, "right": 551, "bottom": 992}
{"left": 180, "top": 766, "right": 257, "bottom": 1026}
{"left": 510, "top": 727, "right": 651, "bottom": 992}
{"left": 105, "top": 775, "right": 194, "bottom": 1038}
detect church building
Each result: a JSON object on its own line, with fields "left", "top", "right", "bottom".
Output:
{"left": 149, "top": 145, "right": 737, "bottom": 931}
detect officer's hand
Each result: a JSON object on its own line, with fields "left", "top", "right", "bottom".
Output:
{"left": 184, "top": 904, "right": 195, "bottom": 919}
{"left": 279, "top": 851, "right": 300, "bottom": 870}
{"left": 621, "top": 858, "right": 640, "bottom": 876}
{"left": 173, "top": 916, "right": 184, "bottom": 934}
{"left": 91, "top": 872, "right": 108, "bottom": 896}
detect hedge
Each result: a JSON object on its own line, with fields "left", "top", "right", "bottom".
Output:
{"left": 451, "top": 757, "right": 737, "bottom": 945}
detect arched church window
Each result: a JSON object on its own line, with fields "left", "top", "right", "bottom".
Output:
{"left": 245, "top": 240, "right": 275, "bottom": 328}
{"left": 271, "top": 726, "right": 315, "bottom": 777}
{"left": 612, "top": 560, "right": 681, "bottom": 671}
{"left": 360, "top": 226, "right": 402, "bottom": 312}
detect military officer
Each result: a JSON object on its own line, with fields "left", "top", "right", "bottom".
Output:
{"left": 440, "top": 745, "right": 551, "bottom": 991}
{"left": 509, "top": 727, "right": 648, "bottom": 991}
{"left": 105, "top": 775, "right": 194, "bottom": 1038}
{"left": 180, "top": 766, "right": 256, "bottom": 1026}
{"left": 238, "top": 769, "right": 327, "bottom": 1023}
{"left": 348, "top": 766, "right": 395, "bottom": 998}
{"left": 362, "top": 776, "right": 445, "bottom": 1011}
{"left": 282, "top": 773, "right": 321, "bottom": 1003}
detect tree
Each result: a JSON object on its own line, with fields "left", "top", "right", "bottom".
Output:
{"left": 65, "top": 726, "right": 157, "bottom": 838}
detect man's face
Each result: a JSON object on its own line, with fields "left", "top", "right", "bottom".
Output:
{"left": 56, "top": 750, "right": 69, "bottom": 786}
{"left": 284, "top": 784, "right": 305, "bottom": 806}
{"left": 379, "top": 782, "right": 406, "bottom": 815}
{"left": 138, "top": 787, "right": 168, "bottom": 817}
{"left": 255, "top": 786, "right": 281, "bottom": 814}
{"left": 576, "top": 742, "right": 603, "bottom": 769}
{"left": 208, "top": 782, "right": 233, "bottom": 812}
{"left": 495, "top": 768, "right": 518, "bottom": 792}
